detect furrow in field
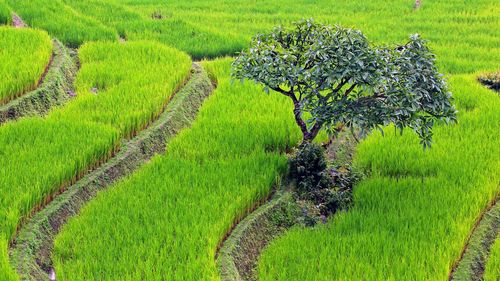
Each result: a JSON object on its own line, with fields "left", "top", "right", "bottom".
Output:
{"left": 51, "top": 58, "right": 300, "bottom": 280}
{"left": 0, "top": 41, "right": 192, "bottom": 281}
{"left": 9, "top": 63, "right": 214, "bottom": 281}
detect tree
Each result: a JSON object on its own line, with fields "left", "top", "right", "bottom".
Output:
{"left": 232, "top": 19, "right": 456, "bottom": 147}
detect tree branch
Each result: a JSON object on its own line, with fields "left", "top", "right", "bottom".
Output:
{"left": 270, "top": 86, "right": 293, "bottom": 97}
{"left": 343, "top": 83, "right": 358, "bottom": 98}
{"left": 308, "top": 121, "right": 323, "bottom": 141}
{"left": 333, "top": 79, "right": 348, "bottom": 93}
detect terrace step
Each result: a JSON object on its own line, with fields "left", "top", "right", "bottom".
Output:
{"left": 8, "top": 63, "right": 214, "bottom": 281}
{"left": 0, "top": 39, "right": 77, "bottom": 126}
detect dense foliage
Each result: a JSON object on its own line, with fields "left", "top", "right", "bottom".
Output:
{"left": 0, "top": 27, "right": 52, "bottom": 104}
{"left": 0, "top": 1, "right": 9, "bottom": 24}
{"left": 232, "top": 20, "right": 456, "bottom": 147}
{"left": 0, "top": 42, "right": 191, "bottom": 280}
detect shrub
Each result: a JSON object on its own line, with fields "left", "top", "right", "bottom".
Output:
{"left": 289, "top": 143, "right": 331, "bottom": 196}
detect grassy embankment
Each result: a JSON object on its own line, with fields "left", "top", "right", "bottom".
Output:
{"left": 0, "top": 42, "right": 191, "bottom": 280}
{"left": 0, "top": 27, "right": 52, "bottom": 105}
{"left": 53, "top": 59, "right": 300, "bottom": 280}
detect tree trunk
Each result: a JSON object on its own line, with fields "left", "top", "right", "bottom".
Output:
{"left": 293, "top": 100, "right": 311, "bottom": 142}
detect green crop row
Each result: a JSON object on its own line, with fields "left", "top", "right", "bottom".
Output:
{"left": 485, "top": 238, "right": 500, "bottom": 281}
{"left": 0, "top": 27, "right": 52, "bottom": 105}
{"left": 6, "top": 0, "right": 117, "bottom": 47}
{"left": 0, "top": 41, "right": 191, "bottom": 280}
{"left": 52, "top": 59, "right": 300, "bottom": 280}
{"left": 0, "top": 0, "right": 9, "bottom": 24}
{"left": 6, "top": 0, "right": 498, "bottom": 70}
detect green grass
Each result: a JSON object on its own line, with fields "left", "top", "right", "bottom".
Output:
{"left": 0, "top": 27, "right": 52, "bottom": 104}
{"left": 485, "top": 237, "right": 500, "bottom": 281}
{"left": 7, "top": 0, "right": 117, "bottom": 47}
{"left": 53, "top": 59, "right": 300, "bottom": 280}
{"left": 252, "top": 1, "right": 500, "bottom": 279}
{"left": 0, "top": 41, "right": 191, "bottom": 281}
{"left": 258, "top": 76, "right": 500, "bottom": 280}
{"left": 1, "top": 0, "right": 498, "bottom": 280}
{"left": 0, "top": 0, "right": 10, "bottom": 24}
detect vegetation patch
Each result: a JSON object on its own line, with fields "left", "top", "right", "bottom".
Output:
{"left": 484, "top": 235, "right": 500, "bottom": 281}
{"left": 51, "top": 58, "right": 300, "bottom": 280}
{"left": 7, "top": 0, "right": 117, "bottom": 47}
{"left": 258, "top": 75, "right": 500, "bottom": 280}
{"left": 0, "top": 27, "right": 52, "bottom": 105}
{"left": 450, "top": 197, "right": 499, "bottom": 281}
{"left": 218, "top": 191, "right": 299, "bottom": 281}
{"left": 0, "top": 1, "right": 9, "bottom": 24}
{"left": 217, "top": 130, "right": 359, "bottom": 281}
{"left": 9, "top": 63, "right": 214, "bottom": 281}
{"left": 0, "top": 39, "right": 77, "bottom": 125}
{"left": 0, "top": 41, "right": 191, "bottom": 281}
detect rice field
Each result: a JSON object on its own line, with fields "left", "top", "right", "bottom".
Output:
{"left": 0, "top": 27, "right": 52, "bottom": 105}
{"left": 258, "top": 75, "right": 500, "bottom": 280}
{"left": 53, "top": 59, "right": 300, "bottom": 280}
{"left": 0, "top": 0, "right": 498, "bottom": 280}
{"left": 485, "top": 237, "right": 500, "bottom": 281}
{"left": 6, "top": 0, "right": 117, "bottom": 47}
{"left": 0, "top": 42, "right": 190, "bottom": 280}
{"left": 0, "top": 1, "right": 9, "bottom": 24}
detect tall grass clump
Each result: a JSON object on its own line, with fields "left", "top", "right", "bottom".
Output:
{"left": 7, "top": 0, "right": 117, "bottom": 47}
{"left": 0, "top": 27, "right": 52, "bottom": 104}
{"left": 53, "top": 59, "right": 300, "bottom": 280}
{"left": 0, "top": 41, "right": 191, "bottom": 281}
{"left": 485, "top": 238, "right": 500, "bottom": 281}
{"left": 0, "top": 0, "right": 10, "bottom": 24}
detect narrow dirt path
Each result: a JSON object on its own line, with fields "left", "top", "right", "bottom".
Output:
{"left": 8, "top": 63, "right": 214, "bottom": 281}
{"left": 217, "top": 191, "right": 297, "bottom": 281}
{"left": 450, "top": 195, "right": 500, "bottom": 280}
{"left": 217, "top": 133, "right": 357, "bottom": 281}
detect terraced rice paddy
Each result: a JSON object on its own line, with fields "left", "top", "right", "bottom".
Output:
{"left": 258, "top": 75, "right": 500, "bottom": 280}
{"left": 0, "top": 0, "right": 498, "bottom": 280}
{"left": 0, "top": 41, "right": 190, "bottom": 279}
{"left": 53, "top": 59, "right": 300, "bottom": 280}
{"left": 0, "top": 1, "right": 9, "bottom": 24}
{"left": 0, "top": 27, "right": 52, "bottom": 105}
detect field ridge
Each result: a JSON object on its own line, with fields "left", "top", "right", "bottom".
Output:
{"left": 450, "top": 195, "right": 500, "bottom": 280}
{"left": 0, "top": 39, "right": 77, "bottom": 125}
{"left": 9, "top": 63, "right": 214, "bottom": 280}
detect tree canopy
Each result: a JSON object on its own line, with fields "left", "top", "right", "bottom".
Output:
{"left": 232, "top": 19, "right": 457, "bottom": 147}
